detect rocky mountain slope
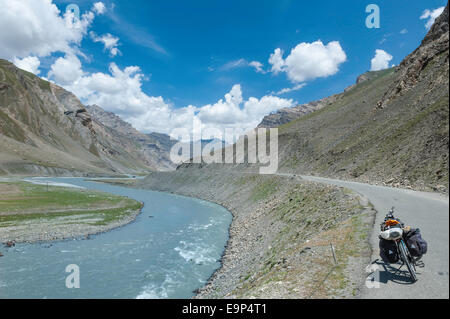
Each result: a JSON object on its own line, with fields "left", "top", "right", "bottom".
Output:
{"left": 379, "top": 4, "right": 449, "bottom": 109}
{"left": 258, "top": 71, "right": 386, "bottom": 128}
{"left": 0, "top": 60, "right": 174, "bottom": 176}
{"left": 258, "top": 94, "right": 340, "bottom": 128}
{"left": 86, "top": 104, "right": 176, "bottom": 171}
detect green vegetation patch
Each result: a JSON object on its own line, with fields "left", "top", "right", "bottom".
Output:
{"left": 0, "top": 182, "right": 141, "bottom": 227}
{"left": 37, "top": 78, "right": 51, "bottom": 92}
{"left": 250, "top": 177, "right": 279, "bottom": 202}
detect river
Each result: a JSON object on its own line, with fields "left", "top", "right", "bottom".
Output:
{"left": 0, "top": 177, "right": 232, "bottom": 299}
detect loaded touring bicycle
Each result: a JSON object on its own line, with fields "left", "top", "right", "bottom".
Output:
{"left": 379, "top": 207, "right": 427, "bottom": 282}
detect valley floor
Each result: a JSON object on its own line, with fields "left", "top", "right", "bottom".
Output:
{"left": 0, "top": 180, "right": 142, "bottom": 244}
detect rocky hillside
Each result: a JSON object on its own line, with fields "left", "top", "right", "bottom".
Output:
{"left": 378, "top": 5, "right": 449, "bottom": 109}
{"left": 258, "top": 94, "right": 339, "bottom": 128}
{"left": 257, "top": 71, "right": 387, "bottom": 129}
{"left": 0, "top": 60, "right": 173, "bottom": 176}
{"left": 86, "top": 105, "right": 176, "bottom": 171}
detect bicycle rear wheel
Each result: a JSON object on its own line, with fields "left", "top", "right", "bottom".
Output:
{"left": 399, "top": 240, "right": 417, "bottom": 282}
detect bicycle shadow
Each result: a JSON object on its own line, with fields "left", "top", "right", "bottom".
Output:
{"left": 371, "top": 259, "right": 419, "bottom": 285}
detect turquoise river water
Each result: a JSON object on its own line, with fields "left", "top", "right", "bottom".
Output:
{"left": 0, "top": 177, "right": 232, "bottom": 298}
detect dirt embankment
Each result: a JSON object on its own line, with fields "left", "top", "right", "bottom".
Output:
{"left": 137, "top": 168, "right": 376, "bottom": 298}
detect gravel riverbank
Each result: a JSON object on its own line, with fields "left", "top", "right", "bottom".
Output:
{"left": 0, "top": 206, "right": 142, "bottom": 244}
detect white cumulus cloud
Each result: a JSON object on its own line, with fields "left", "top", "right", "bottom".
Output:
{"left": 0, "top": 0, "right": 102, "bottom": 60}
{"left": 48, "top": 54, "right": 84, "bottom": 86}
{"left": 3, "top": 0, "right": 295, "bottom": 138}
{"left": 370, "top": 49, "right": 393, "bottom": 71}
{"left": 12, "top": 56, "right": 41, "bottom": 75}
{"left": 420, "top": 7, "right": 445, "bottom": 29}
{"left": 93, "top": 2, "right": 106, "bottom": 15}
{"left": 269, "top": 40, "right": 347, "bottom": 82}
{"left": 197, "top": 84, "right": 293, "bottom": 129}
{"left": 268, "top": 48, "right": 286, "bottom": 74}
{"left": 47, "top": 59, "right": 295, "bottom": 135}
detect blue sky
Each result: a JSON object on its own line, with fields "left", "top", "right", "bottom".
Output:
{"left": 57, "top": 0, "right": 445, "bottom": 105}
{"left": 0, "top": 0, "right": 447, "bottom": 135}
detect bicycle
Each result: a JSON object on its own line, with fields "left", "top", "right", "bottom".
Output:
{"left": 380, "top": 207, "right": 418, "bottom": 282}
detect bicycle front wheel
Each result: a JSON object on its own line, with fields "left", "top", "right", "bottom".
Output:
{"left": 399, "top": 240, "right": 417, "bottom": 282}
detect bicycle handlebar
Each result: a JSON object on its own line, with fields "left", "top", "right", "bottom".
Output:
{"left": 386, "top": 206, "right": 395, "bottom": 219}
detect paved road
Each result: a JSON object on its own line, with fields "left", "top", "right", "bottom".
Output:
{"left": 277, "top": 173, "right": 449, "bottom": 299}
{"left": 301, "top": 175, "right": 449, "bottom": 299}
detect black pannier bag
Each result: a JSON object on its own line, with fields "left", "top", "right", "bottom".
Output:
{"left": 379, "top": 238, "right": 399, "bottom": 263}
{"left": 405, "top": 228, "right": 428, "bottom": 258}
